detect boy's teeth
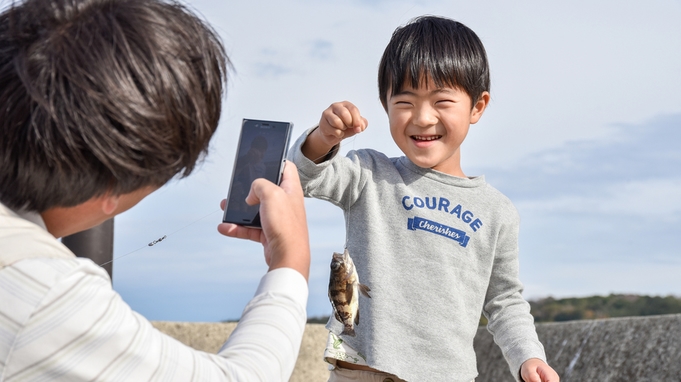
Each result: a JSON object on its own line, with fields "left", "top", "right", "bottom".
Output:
{"left": 413, "top": 135, "right": 440, "bottom": 141}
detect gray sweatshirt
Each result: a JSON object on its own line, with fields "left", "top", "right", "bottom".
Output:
{"left": 289, "top": 128, "right": 546, "bottom": 382}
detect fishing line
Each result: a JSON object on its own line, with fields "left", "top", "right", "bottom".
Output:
{"left": 98, "top": 209, "right": 221, "bottom": 267}
{"left": 98, "top": 133, "right": 361, "bottom": 267}
{"left": 343, "top": 136, "right": 357, "bottom": 249}
{"left": 292, "top": 131, "right": 360, "bottom": 250}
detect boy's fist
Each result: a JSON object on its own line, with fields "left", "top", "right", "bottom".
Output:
{"left": 302, "top": 100, "right": 368, "bottom": 164}
{"left": 318, "top": 101, "right": 368, "bottom": 145}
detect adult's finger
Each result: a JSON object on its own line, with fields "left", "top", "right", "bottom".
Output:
{"left": 277, "top": 161, "right": 303, "bottom": 197}
{"left": 217, "top": 222, "right": 263, "bottom": 244}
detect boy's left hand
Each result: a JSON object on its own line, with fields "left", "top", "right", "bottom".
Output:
{"left": 520, "top": 358, "right": 559, "bottom": 382}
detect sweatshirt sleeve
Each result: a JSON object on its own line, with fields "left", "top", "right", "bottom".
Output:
{"left": 287, "top": 127, "right": 368, "bottom": 209}
{"left": 482, "top": 214, "right": 547, "bottom": 381}
{"left": 215, "top": 267, "right": 309, "bottom": 381}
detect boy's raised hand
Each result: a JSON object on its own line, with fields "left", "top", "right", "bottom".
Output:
{"left": 320, "top": 101, "right": 368, "bottom": 142}
{"left": 302, "top": 101, "right": 368, "bottom": 163}
{"left": 520, "top": 358, "right": 560, "bottom": 382}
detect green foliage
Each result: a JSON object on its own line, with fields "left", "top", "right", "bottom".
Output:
{"left": 529, "top": 294, "right": 681, "bottom": 323}
{"left": 476, "top": 294, "right": 681, "bottom": 326}
{"left": 307, "top": 316, "right": 330, "bottom": 324}
{"left": 314, "top": 295, "right": 681, "bottom": 326}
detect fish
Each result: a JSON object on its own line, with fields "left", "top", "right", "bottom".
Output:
{"left": 328, "top": 248, "right": 371, "bottom": 337}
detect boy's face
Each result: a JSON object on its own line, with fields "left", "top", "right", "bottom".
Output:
{"left": 386, "top": 78, "right": 488, "bottom": 177}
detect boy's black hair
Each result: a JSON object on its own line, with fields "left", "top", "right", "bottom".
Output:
{"left": 378, "top": 15, "right": 490, "bottom": 109}
{"left": 0, "top": 0, "right": 228, "bottom": 212}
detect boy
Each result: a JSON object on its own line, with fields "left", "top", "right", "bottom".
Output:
{"left": 0, "top": 0, "right": 310, "bottom": 380}
{"left": 289, "top": 16, "right": 559, "bottom": 382}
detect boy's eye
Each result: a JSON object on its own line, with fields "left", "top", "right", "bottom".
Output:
{"left": 435, "top": 99, "right": 455, "bottom": 104}
{"left": 392, "top": 100, "right": 412, "bottom": 106}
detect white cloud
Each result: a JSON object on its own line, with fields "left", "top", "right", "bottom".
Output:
{"left": 309, "top": 40, "right": 334, "bottom": 60}
{"left": 522, "top": 262, "right": 681, "bottom": 301}
{"left": 517, "top": 178, "right": 681, "bottom": 222}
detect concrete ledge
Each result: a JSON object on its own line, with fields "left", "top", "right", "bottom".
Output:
{"left": 475, "top": 313, "right": 681, "bottom": 381}
{"left": 152, "top": 321, "right": 330, "bottom": 382}
{"left": 154, "top": 313, "right": 681, "bottom": 382}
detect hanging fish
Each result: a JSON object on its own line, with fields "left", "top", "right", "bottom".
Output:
{"left": 328, "top": 249, "right": 371, "bottom": 336}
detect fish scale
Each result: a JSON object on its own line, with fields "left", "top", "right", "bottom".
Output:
{"left": 328, "top": 248, "right": 371, "bottom": 337}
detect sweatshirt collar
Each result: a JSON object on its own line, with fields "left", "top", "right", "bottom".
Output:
{"left": 398, "top": 157, "right": 486, "bottom": 188}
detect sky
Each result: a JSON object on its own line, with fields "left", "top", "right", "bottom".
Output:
{"left": 109, "top": 0, "right": 681, "bottom": 322}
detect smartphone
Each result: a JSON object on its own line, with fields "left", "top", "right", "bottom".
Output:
{"left": 222, "top": 119, "right": 293, "bottom": 227}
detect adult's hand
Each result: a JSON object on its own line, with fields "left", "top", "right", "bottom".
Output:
{"left": 218, "top": 161, "right": 310, "bottom": 280}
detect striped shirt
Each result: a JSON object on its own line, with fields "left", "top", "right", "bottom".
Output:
{"left": 0, "top": 202, "right": 308, "bottom": 381}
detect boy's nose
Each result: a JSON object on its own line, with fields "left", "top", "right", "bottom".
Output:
{"left": 412, "top": 105, "right": 438, "bottom": 127}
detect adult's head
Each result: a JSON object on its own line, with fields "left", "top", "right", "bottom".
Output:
{"left": 0, "top": 0, "right": 228, "bottom": 212}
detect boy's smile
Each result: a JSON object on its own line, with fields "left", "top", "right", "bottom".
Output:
{"left": 387, "top": 79, "right": 489, "bottom": 177}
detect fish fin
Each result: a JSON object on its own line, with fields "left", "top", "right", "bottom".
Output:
{"left": 330, "top": 302, "right": 343, "bottom": 323}
{"left": 341, "top": 326, "right": 356, "bottom": 337}
{"left": 359, "top": 283, "right": 371, "bottom": 298}
{"left": 355, "top": 309, "right": 360, "bottom": 325}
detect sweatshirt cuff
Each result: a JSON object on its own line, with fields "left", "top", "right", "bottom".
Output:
{"left": 506, "top": 341, "right": 547, "bottom": 382}
{"left": 287, "top": 126, "right": 339, "bottom": 176}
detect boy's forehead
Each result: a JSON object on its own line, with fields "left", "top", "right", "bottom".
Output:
{"left": 392, "top": 73, "right": 459, "bottom": 92}
{"left": 390, "top": 77, "right": 462, "bottom": 95}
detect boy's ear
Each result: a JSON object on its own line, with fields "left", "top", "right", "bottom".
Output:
{"left": 470, "top": 91, "right": 490, "bottom": 124}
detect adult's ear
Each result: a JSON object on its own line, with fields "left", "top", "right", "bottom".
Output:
{"left": 101, "top": 194, "right": 120, "bottom": 215}
{"left": 470, "top": 91, "right": 490, "bottom": 124}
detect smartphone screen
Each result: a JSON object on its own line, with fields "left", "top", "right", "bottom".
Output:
{"left": 222, "top": 119, "right": 293, "bottom": 227}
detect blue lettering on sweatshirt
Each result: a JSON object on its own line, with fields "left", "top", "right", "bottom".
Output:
{"left": 407, "top": 216, "right": 470, "bottom": 247}
{"left": 401, "top": 195, "right": 484, "bottom": 232}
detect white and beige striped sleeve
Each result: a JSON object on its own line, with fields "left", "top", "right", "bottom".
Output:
{"left": 0, "top": 257, "right": 308, "bottom": 382}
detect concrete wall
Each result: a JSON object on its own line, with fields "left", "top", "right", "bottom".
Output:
{"left": 476, "top": 314, "right": 681, "bottom": 381}
{"left": 152, "top": 321, "right": 330, "bottom": 382}
{"left": 153, "top": 313, "right": 681, "bottom": 382}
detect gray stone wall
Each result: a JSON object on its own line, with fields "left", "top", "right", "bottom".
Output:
{"left": 475, "top": 314, "right": 681, "bottom": 382}
{"left": 153, "top": 313, "right": 681, "bottom": 382}
{"left": 152, "top": 321, "right": 330, "bottom": 382}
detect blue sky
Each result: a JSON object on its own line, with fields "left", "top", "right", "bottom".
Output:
{"left": 110, "top": 0, "right": 681, "bottom": 322}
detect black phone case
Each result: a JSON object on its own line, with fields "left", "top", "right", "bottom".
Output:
{"left": 222, "top": 119, "right": 293, "bottom": 227}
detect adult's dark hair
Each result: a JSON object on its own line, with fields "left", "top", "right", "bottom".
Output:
{"left": 378, "top": 15, "right": 490, "bottom": 109}
{"left": 0, "top": 0, "right": 228, "bottom": 212}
